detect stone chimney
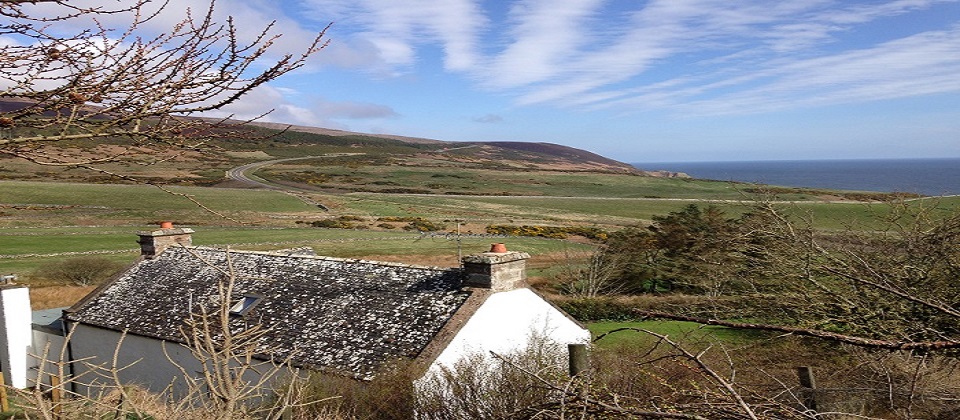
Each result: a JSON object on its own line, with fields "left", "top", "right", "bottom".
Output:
{"left": 461, "top": 243, "right": 530, "bottom": 291}
{"left": 138, "top": 222, "right": 194, "bottom": 258}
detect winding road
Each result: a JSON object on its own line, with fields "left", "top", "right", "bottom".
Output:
{"left": 227, "top": 155, "right": 345, "bottom": 189}
{"left": 225, "top": 154, "right": 364, "bottom": 210}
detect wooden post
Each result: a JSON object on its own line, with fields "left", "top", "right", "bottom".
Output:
{"left": 50, "top": 374, "right": 62, "bottom": 419}
{"left": 568, "top": 344, "right": 589, "bottom": 377}
{"left": 0, "top": 372, "right": 9, "bottom": 413}
{"left": 796, "top": 366, "right": 818, "bottom": 412}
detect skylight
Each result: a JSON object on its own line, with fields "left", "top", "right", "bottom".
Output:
{"left": 229, "top": 294, "right": 262, "bottom": 316}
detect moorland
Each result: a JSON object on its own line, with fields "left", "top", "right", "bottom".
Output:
{"left": 3, "top": 123, "right": 949, "bottom": 304}
{"left": 2, "top": 121, "right": 955, "bottom": 301}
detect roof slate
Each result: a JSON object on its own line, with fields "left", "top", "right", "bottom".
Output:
{"left": 66, "top": 247, "right": 471, "bottom": 379}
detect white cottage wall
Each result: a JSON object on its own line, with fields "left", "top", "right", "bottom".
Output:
{"left": 426, "top": 288, "right": 590, "bottom": 374}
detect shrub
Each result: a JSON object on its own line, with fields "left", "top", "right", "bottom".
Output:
{"left": 415, "top": 335, "right": 567, "bottom": 419}
{"left": 36, "top": 256, "right": 125, "bottom": 286}
{"left": 377, "top": 216, "right": 418, "bottom": 222}
{"left": 485, "top": 224, "right": 608, "bottom": 241}
{"left": 402, "top": 218, "right": 445, "bottom": 232}
{"left": 555, "top": 297, "right": 636, "bottom": 321}
{"left": 308, "top": 216, "right": 367, "bottom": 229}
{"left": 296, "top": 362, "right": 417, "bottom": 420}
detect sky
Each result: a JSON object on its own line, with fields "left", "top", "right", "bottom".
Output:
{"left": 21, "top": 0, "right": 960, "bottom": 162}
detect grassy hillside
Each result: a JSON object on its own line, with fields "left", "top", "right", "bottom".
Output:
{"left": 0, "top": 180, "right": 315, "bottom": 227}
{"left": 3, "top": 115, "right": 955, "bottom": 312}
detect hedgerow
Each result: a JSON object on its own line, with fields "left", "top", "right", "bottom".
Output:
{"left": 484, "top": 224, "right": 608, "bottom": 241}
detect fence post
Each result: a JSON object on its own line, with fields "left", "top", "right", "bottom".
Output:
{"left": 50, "top": 374, "right": 62, "bottom": 419}
{"left": 796, "top": 366, "right": 818, "bottom": 412}
{"left": 0, "top": 372, "right": 9, "bottom": 412}
{"left": 568, "top": 344, "right": 589, "bottom": 377}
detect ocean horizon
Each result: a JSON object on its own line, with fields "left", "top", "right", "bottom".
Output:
{"left": 633, "top": 158, "right": 960, "bottom": 196}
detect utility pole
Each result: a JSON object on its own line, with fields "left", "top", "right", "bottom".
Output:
{"left": 455, "top": 219, "right": 464, "bottom": 269}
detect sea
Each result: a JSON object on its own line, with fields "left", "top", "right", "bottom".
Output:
{"left": 632, "top": 158, "right": 960, "bottom": 196}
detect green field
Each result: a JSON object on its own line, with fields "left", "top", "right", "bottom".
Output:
{"left": 0, "top": 181, "right": 310, "bottom": 211}
{"left": 345, "top": 193, "right": 960, "bottom": 230}
{"left": 4, "top": 178, "right": 958, "bottom": 277}
{"left": 0, "top": 223, "right": 592, "bottom": 276}
{"left": 588, "top": 320, "right": 765, "bottom": 348}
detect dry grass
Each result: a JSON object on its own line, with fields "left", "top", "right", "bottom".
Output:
{"left": 29, "top": 285, "right": 95, "bottom": 309}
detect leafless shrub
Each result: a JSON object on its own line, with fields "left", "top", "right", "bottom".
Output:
{"left": 294, "top": 361, "right": 417, "bottom": 420}
{"left": 35, "top": 256, "right": 124, "bottom": 286}
{"left": 553, "top": 249, "right": 626, "bottom": 298}
{"left": 415, "top": 335, "right": 567, "bottom": 419}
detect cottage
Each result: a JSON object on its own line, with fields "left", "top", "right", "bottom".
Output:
{"left": 0, "top": 224, "right": 589, "bottom": 396}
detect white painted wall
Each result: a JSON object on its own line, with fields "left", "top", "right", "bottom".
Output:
{"left": 426, "top": 288, "right": 590, "bottom": 374}
{"left": 0, "top": 286, "right": 32, "bottom": 389}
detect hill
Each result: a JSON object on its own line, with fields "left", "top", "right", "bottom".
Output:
{"left": 245, "top": 121, "right": 649, "bottom": 174}
{"left": 0, "top": 99, "right": 679, "bottom": 186}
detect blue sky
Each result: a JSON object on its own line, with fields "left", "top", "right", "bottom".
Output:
{"left": 29, "top": 1, "right": 960, "bottom": 162}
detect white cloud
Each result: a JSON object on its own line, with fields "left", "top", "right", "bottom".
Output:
{"left": 492, "top": 0, "right": 960, "bottom": 113}
{"left": 314, "top": 98, "right": 398, "bottom": 119}
{"left": 204, "top": 84, "right": 397, "bottom": 129}
{"left": 472, "top": 114, "right": 503, "bottom": 123}
{"left": 481, "top": 0, "right": 603, "bottom": 88}
{"left": 302, "top": 0, "right": 486, "bottom": 72}
{"left": 601, "top": 23, "right": 960, "bottom": 116}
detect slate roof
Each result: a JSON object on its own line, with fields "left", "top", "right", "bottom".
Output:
{"left": 65, "top": 247, "right": 472, "bottom": 380}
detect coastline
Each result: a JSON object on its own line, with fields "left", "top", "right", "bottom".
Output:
{"left": 633, "top": 158, "right": 960, "bottom": 196}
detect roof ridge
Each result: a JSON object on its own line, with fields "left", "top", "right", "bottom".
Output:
{"left": 179, "top": 246, "right": 456, "bottom": 272}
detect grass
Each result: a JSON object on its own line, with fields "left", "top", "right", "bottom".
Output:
{"left": 0, "top": 180, "right": 315, "bottom": 226}
{"left": 0, "top": 224, "right": 592, "bottom": 275}
{"left": 30, "top": 285, "right": 97, "bottom": 309}
{"left": 588, "top": 320, "right": 764, "bottom": 348}
{"left": 344, "top": 193, "right": 960, "bottom": 230}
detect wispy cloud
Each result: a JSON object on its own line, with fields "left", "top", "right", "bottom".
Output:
{"left": 303, "top": 0, "right": 487, "bottom": 72}
{"left": 22, "top": 0, "right": 958, "bottom": 124}
{"left": 207, "top": 85, "right": 397, "bottom": 129}
{"left": 297, "top": 0, "right": 959, "bottom": 117}
{"left": 597, "top": 23, "right": 960, "bottom": 116}
{"left": 472, "top": 114, "right": 504, "bottom": 123}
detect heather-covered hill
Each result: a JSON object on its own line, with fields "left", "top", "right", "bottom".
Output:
{"left": 1, "top": 98, "right": 682, "bottom": 185}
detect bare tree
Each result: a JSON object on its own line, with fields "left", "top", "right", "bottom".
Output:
{"left": 554, "top": 249, "right": 626, "bottom": 298}
{"left": 0, "top": 0, "right": 327, "bottom": 184}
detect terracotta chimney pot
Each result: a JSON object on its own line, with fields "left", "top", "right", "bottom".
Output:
{"left": 160, "top": 221, "right": 174, "bottom": 229}
{"left": 489, "top": 243, "right": 507, "bottom": 253}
